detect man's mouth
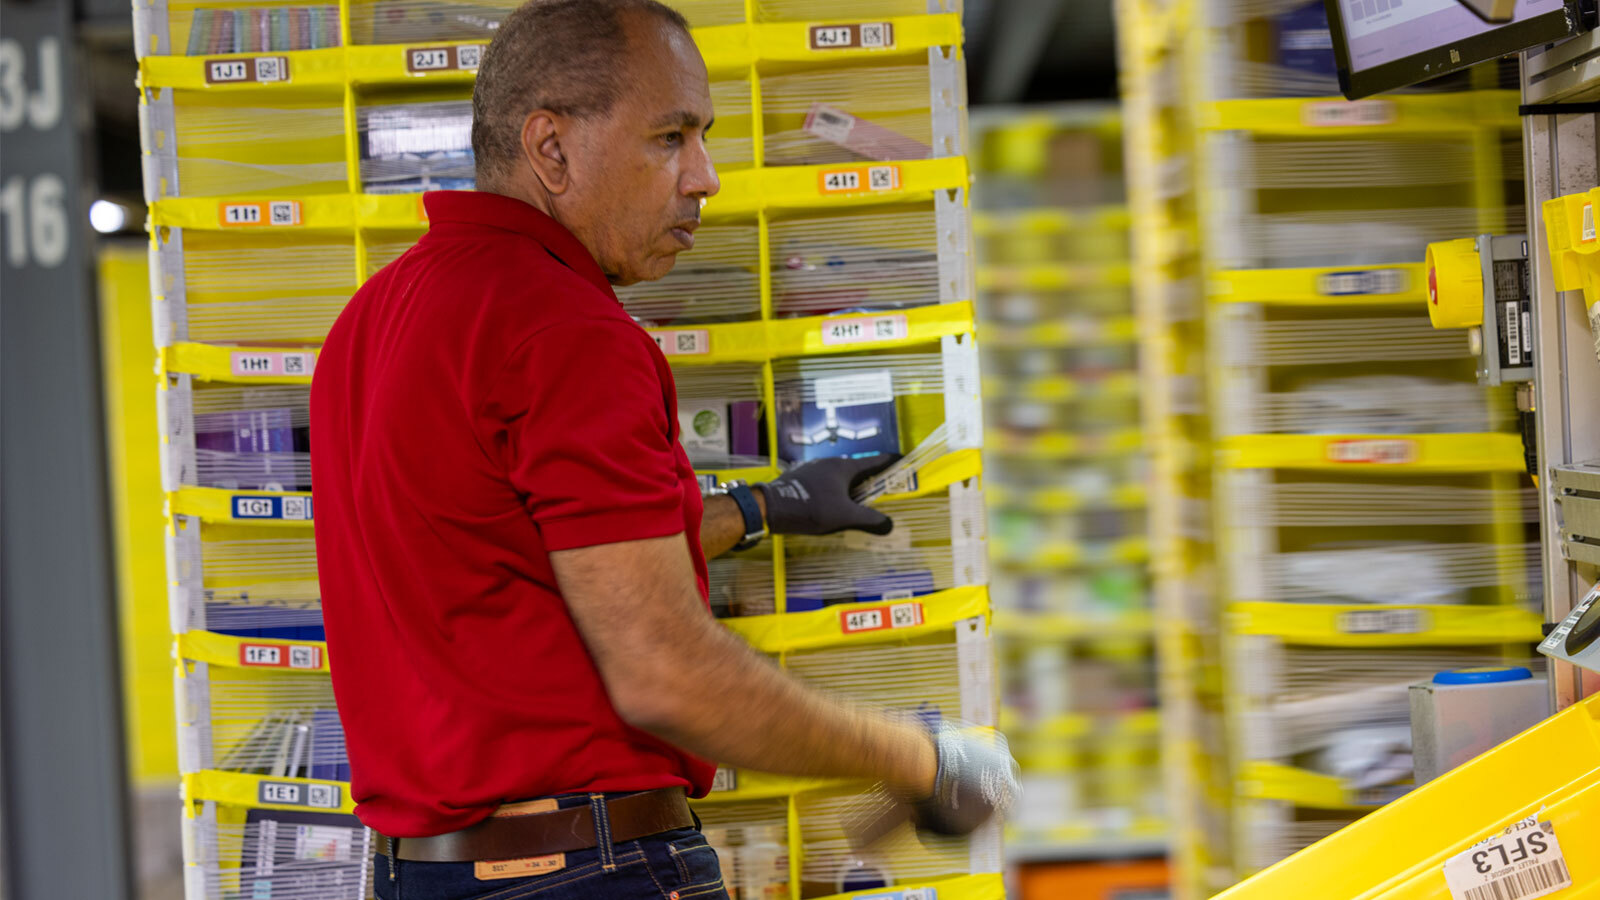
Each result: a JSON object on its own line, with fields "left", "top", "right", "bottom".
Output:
{"left": 670, "top": 220, "right": 699, "bottom": 249}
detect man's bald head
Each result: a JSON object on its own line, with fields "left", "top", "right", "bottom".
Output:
{"left": 470, "top": 0, "right": 692, "bottom": 191}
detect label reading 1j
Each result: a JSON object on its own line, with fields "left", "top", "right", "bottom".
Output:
{"left": 204, "top": 56, "right": 289, "bottom": 84}
{"left": 807, "top": 22, "right": 895, "bottom": 51}
{"left": 232, "top": 495, "right": 314, "bottom": 521}
{"left": 1493, "top": 260, "right": 1534, "bottom": 370}
{"left": 1443, "top": 819, "right": 1571, "bottom": 900}
{"left": 259, "top": 780, "right": 342, "bottom": 810}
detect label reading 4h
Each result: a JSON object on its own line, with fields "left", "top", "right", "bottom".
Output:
{"left": 1443, "top": 818, "right": 1572, "bottom": 900}
{"left": 821, "top": 314, "right": 908, "bottom": 347}
{"left": 841, "top": 601, "right": 924, "bottom": 634}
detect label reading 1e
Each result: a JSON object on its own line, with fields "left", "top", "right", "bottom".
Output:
{"left": 258, "top": 780, "right": 342, "bottom": 810}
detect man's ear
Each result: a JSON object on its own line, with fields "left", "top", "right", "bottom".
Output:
{"left": 520, "top": 109, "right": 570, "bottom": 195}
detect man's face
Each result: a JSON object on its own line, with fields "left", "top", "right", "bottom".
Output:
{"left": 561, "top": 16, "right": 719, "bottom": 286}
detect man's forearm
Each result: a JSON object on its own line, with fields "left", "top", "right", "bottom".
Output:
{"left": 699, "top": 489, "right": 767, "bottom": 559}
{"left": 646, "top": 615, "right": 936, "bottom": 796}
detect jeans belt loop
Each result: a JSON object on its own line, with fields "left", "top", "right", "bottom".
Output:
{"left": 589, "top": 793, "right": 616, "bottom": 872}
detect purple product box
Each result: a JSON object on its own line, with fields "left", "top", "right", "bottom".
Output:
{"left": 729, "top": 400, "right": 761, "bottom": 457}
{"left": 194, "top": 408, "right": 296, "bottom": 490}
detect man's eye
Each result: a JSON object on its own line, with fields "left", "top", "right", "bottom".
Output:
{"left": 661, "top": 132, "right": 683, "bottom": 147}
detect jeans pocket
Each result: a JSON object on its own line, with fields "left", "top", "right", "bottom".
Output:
{"left": 664, "top": 832, "right": 727, "bottom": 895}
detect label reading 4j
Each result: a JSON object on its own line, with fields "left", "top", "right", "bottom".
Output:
{"left": 807, "top": 22, "right": 895, "bottom": 51}
{"left": 1443, "top": 818, "right": 1572, "bottom": 900}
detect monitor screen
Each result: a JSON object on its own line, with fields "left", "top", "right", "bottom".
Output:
{"left": 1329, "top": 0, "right": 1578, "bottom": 98}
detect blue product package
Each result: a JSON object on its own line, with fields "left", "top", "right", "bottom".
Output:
{"left": 852, "top": 569, "right": 935, "bottom": 604}
{"left": 775, "top": 370, "right": 901, "bottom": 465}
{"left": 307, "top": 708, "right": 348, "bottom": 781}
{"left": 1277, "top": 1, "right": 1334, "bottom": 77}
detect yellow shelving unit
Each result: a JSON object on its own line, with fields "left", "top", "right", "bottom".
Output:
{"left": 1115, "top": 2, "right": 1537, "bottom": 896}
{"left": 136, "top": 2, "right": 998, "bottom": 898}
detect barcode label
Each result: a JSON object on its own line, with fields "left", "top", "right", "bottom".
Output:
{"left": 219, "top": 200, "right": 301, "bottom": 227}
{"left": 821, "top": 314, "right": 908, "bottom": 346}
{"left": 709, "top": 768, "right": 737, "bottom": 792}
{"left": 204, "top": 56, "right": 290, "bottom": 84}
{"left": 231, "top": 350, "right": 316, "bottom": 377}
{"left": 1317, "top": 268, "right": 1408, "bottom": 296}
{"left": 818, "top": 164, "right": 900, "bottom": 194}
{"left": 807, "top": 22, "right": 895, "bottom": 50}
{"left": 840, "top": 601, "right": 923, "bottom": 634}
{"left": 1337, "top": 608, "right": 1428, "bottom": 635}
{"left": 1506, "top": 302, "right": 1522, "bottom": 365}
{"left": 1583, "top": 203, "right": 1595, "bottom": 242}
{"left": 1325, "top": 438, "right": 1418, "bottom": 465}
{"left": 240, "top": 642, "right": 322, "bottom": 669}
{"left": 649, "top": 329, "right": 710, "bottom": 356}
{"left": 1444, "top": 819, "right": 1572, "bottom": 900}
{"left": 404, "top": 44, "right": 485, "bottom": 73}
{"left": 1461, "top": 861, "right": 1570, "bottom": 900}
{"left": 1302, "top": 99, "right": 1395, "bottom": 127}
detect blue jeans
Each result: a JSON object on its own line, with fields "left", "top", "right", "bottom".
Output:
{"left": 373, "top": 793, "right": 729, "bottom": 900}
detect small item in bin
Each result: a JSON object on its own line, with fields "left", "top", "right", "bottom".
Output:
{"left": 776, "top": 371, "right": 900, "bottom": 464}
{"left": 803, "top": 103, "right": 932, "bottom": 162}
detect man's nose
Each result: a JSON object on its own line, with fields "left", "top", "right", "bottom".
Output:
{"left": 682, "top": 138, "right": 720, "bottom": 200}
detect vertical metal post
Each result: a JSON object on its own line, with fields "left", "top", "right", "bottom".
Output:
{"left": 0, "top": 0, "right": 134, "bottom": 897}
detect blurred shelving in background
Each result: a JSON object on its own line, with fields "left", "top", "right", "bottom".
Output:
{"left": 969, "top": 106, "right": 1171, "bottom": 888}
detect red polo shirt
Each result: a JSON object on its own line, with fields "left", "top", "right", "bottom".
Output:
{"left": 310, "top": 190, "right": 715, "bottom": 838}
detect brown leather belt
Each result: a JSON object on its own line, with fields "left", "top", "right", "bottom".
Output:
{"left": 386, "top": 788, "right": 693, "bottom": 863}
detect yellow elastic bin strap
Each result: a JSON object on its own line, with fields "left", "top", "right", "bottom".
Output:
{"left": 1424, "top": 238, "right": 1483, "bottom": 329}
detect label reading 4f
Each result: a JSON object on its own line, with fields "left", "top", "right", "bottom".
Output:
{"left": 259, "top": 780, "right": 342, "bottom": 810}
{"left": 204, "top": 56, "right": 290, "bottom": 84}
{"left": 1443, "top": 819, "right": 1571, "bottom": 900}
{"left": 840, "top": 601, "right": 923, "bottom": 634}
{"left": 232, "top": 495, "right": 314, "bottom": 521}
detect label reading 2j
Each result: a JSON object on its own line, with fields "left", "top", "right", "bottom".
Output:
{"left": 232, "top": 495, "right": 314, "bottom": 521}
{"left": 204, "top": 56, "right": 289, "bottom": 84}
{"left": 821, "top": 314, "right": 908, "bottom": 347}
{"left": 405, "top": 44, "right": 485, "bottom": 73}
{"left": 841, "top": 601, "right": 924, "bottom": 634}
{"left": 807, "top": 22, "right": 895, "bottom": 51}
{"left": 1443, "top": 819, "right": 1571, "bottom": 900}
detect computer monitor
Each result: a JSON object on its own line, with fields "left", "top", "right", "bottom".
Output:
{"left": 1327, "top": 0, "right": 1581, "bottom": 98}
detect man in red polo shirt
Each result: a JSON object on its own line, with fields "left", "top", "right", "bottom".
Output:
{"left": 311, "top": 1, "right": 1017, "bottom": 897}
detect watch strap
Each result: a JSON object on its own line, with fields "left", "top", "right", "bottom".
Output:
{"left": 727, "top": 483, "right": 766, "bottom": 551}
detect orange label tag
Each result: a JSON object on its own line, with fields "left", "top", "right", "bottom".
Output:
{"left": 493, "top": 798, "right": 559, "bottom": 817}
{"left": 475, "top": 854, "right": 565, "bottom": 880}
{"left": 818, "top": 164, "right": 900, "bottom": 194}
{"left": 219, "top": 200, "right": 301, "bottom": 227}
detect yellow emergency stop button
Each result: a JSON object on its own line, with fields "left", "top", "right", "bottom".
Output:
{"left": 1425, "top": 238, "right": 1484, "bottom": 329}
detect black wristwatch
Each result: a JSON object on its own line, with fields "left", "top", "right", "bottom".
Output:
{"left": 718, "top": 480, "right": 767, "bottom": 552}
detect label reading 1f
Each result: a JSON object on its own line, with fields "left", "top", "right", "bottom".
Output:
{"left": 240, "top": 642, "right": 322, "bottom": 669}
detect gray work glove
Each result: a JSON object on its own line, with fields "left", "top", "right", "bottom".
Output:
{"left": 758, "top": 455, "right": 897, "bottom": 536}
{"left": 910, "top": 724, "right": 1022, "bottom": 836}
